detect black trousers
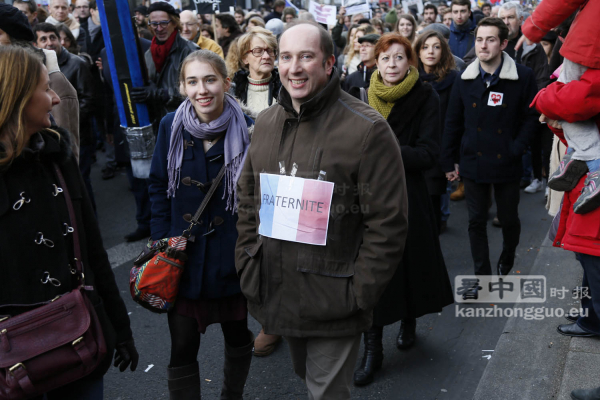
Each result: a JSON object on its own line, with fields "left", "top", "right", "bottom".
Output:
{"left": 463, "top": 178, "right": 521, "bottom": 275}
{"left": 531, "top": 124, "right": 554, "bottom": 180}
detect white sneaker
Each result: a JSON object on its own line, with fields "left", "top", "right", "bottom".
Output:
{"left": 525, "top": 178, "right": 543, "bottom": 193}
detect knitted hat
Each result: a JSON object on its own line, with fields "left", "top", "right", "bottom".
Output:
{"left": 265, "top": 18, "right": 284, "bottom": 36}
{"left": 421, "top": 23, "right": 450, "bottom": 40}
{"left": 358, "top": 33, "right": 381, "bottom": 44}
{"left": 147, "top": 1, "right": 178, "bottom": 17}
{"left": 0, "top": 3, "right": 34, "bottom": 42}
{"left": 384, "top": 9, "right": 398, "bottom": 25}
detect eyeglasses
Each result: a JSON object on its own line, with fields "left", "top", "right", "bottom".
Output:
{"left": 246, "top": 47, "right": 276, "bottom": 57}
{"left": 148, "top": 20, "right": 172, "bottom": 28}
{"left": 75, "top": 5, "right": 89, "bottom": 9}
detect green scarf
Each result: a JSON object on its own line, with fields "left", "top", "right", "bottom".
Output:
{"left": 368, "top": 65, "right": 419, "bottom": 119}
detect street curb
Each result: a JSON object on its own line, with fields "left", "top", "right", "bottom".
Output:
{"left": 473, "top": 235, "right": 586, "bottom": 400}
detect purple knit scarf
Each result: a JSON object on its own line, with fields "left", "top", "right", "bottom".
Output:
{"left": 167, "top": 94, "right": 250, "bottom": 212}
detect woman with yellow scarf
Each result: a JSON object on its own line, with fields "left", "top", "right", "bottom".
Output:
{"left": 353, "top": 33, "right": 454, "bottom": 387}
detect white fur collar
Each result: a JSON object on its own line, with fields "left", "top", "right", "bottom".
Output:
{"left": 461, "top": 52, "right": 518, "bottom": 81}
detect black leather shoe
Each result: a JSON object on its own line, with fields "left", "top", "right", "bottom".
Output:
{"left": 354, "top": 327, "right": 383, "bottom": 386}
{"left": 124, "top": 228, "right": 151, "bottom": 242}
{"left": 396, "top": 318, "right": 416, "bottom": 350}
{"left": 566, "top": 312, "right": 580, "bottom": 323}
{"left": 557, "top": 323, "right": 599, "bottom": 337}
{"left": 497, "top": 250, "right": 515, "bottom": 276}
{"left": 571, "top": 387, "right": 600, "bottom": 400}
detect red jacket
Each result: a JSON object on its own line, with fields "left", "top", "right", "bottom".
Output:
{"left": 531, "top": 67, "right": 600, "bottom": 125}
{"left": 522, "top": 0, "right": 600, "bottom": 69}
{"left": 545, "top": 127, "right": 600, "bottom": 257}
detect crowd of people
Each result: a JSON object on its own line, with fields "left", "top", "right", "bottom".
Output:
{"left": 1, "top": 0, "right": 599, "bottom": 399}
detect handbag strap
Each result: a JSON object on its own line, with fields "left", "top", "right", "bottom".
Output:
{"left": 183, "top": 164, "right": 227, "bottom": 238}
{"left": 52, "top": 163, "right": 84, "bottom": 281}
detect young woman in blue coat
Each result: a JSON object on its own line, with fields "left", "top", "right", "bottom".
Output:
{"left": 416, "top": 30, "right": 459, "bottom": 233}
{"left": 148, "top": 50, "right": 253, "bottom": 399}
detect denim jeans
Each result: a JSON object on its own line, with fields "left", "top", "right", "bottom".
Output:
{"left": 441, "top": 181, "right": 451, "bottom": 222}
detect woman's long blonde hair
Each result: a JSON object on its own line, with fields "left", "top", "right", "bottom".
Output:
{"left": 344, "top": 24, "right": 376, "bottom": 69}
{"left": 0, "top": 46, "right": 45, "bottom": 167}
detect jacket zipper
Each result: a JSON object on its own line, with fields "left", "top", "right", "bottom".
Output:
{"left": 0, "top": 305, "right": 69, "bottom": 339}
{"left": 155, "top": 255, "right": 183, "bottom": 269}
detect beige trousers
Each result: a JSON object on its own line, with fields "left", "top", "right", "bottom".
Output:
{"left": 286, "top": 334, "right": 362, "bottom": 400}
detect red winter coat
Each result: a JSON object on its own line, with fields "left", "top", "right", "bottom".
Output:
{"left": 531, "top": 67, "right": 600, "bottom": 257}
{"left": 531, "top": 66, "right": 600, "bottom": 124}
{"left": 548, "top": 127, "right": 600, "bottom": 257}
{"left": 522, "top": 0, "right": 600, "bottom": 69}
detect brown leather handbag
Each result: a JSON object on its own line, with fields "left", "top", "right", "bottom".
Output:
{"left": 0, "top": 164, "right": 106, "bottom": 400}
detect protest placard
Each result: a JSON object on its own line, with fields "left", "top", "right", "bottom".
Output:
{"left": 259, "top": 173, "right": 334, "bottom": 246}
{"left": 308, "top": 1, "right": 338, "bottom": 26}
{"left": 343, "top": 0, "right": 370, "bottom": 16}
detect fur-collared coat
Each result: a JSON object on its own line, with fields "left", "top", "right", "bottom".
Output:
{"left": 441, "top": 52, "right": 539, "bottom": 183}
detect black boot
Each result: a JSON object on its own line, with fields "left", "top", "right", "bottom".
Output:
{"left": 396, "top": 318, "right": 416, "bottom": 350}
{"left": 220, "top": 330, "right": 254, "bottom": 400}
{"left": 168, "top": 362, "right": 201, "bottom": 400}
{"left": 571, "top": 387, "right": 600, "bottom": 400}
{"left": 353, "top": 326, "right": 383, "bottom": 386}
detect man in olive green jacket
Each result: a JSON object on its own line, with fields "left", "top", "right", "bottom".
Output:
{"left": 235, "top": 21, "right": 409, "bottom": 399}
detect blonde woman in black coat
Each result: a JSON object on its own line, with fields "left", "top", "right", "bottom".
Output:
{"left": 0, "top": 46, "right": 137, "bottom": 399}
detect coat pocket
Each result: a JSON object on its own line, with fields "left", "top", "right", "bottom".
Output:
{"left": 239, "top": 241, "right": 262, "bottom": 305}
{"left": 297, "top": 252, "right": 359, "bottom": 322}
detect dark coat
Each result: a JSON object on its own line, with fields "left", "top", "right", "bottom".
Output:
{"left": 57, "top": 47, "right": 96, "bottom": 147}
{"left": 0, "top": 129, "right": 133, "bottom": 377}
{"left": 218, "top": 31, "right": 242, "bottom": 58}
{"left": 441, "top": 53, "right": 540, "bottom": 183}
{"left": 144, "top": 34, "right": 199, "bottom": 124}
{"left": 148, "top": 111, "right": 254, "bottom": 300}
{"left": 343, "top": 63, "right": 376, "bottom": 93}
{"left": 232, "top": 68, "right": 282, "bottom": 106}
{"left": 235, "top": 73, "right": 409, "bottom": 337}
{"left": 370, "top": 80, "right": 454, "bottom": 325}
{"left": 506, "top": 31, "right": 550, "bottom": 91}
{"left": 449, "top": 18, "right": 477, "bottom": 59}
{"left": 420, "top": 69, "right": 459, "bottom": 195}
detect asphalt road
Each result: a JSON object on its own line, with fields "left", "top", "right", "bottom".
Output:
{"left": 91, "top": 152, "right": 552, "bottom": 400}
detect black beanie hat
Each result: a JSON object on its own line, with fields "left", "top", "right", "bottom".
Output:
{"left": 542, "top": 30, "right": 558, "bottom": 43}
{"left": 0, "top": 3, "right": 34, "bottom": 42}
{"left": 134, "top": 5, "right": 149, "bottom": 15}
{"left": 147, "top": 2, "right": 178, "bottom": 17}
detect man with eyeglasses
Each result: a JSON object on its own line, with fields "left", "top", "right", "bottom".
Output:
{"left": 131, "top": 2, "right": 197, "bottom": 126}
{"left": 180, "top": 10, "right": 223, "bottom": 58}
{"left": 343, "top": 33, "right": 379, "bottom": 94}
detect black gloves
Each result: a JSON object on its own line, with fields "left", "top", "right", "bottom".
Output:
{"left": 130, "top": 83, "right": 168, "bottom": 104}
{"left": 114, "top": 338, "right": 139, "bottom": 372}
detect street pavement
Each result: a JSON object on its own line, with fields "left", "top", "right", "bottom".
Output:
{"left": 92, "top": 153, "right": 555, "bottom": 400}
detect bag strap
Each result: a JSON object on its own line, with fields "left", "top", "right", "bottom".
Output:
{"left": 183, "top": 164, "right": 227, "bottom": 238}
{"left": 52, "top": 163, "right": 84, "bottom": 282}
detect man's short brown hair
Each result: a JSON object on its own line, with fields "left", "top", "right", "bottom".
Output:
{"left": 475, "top": 17, "right": 509, "bottom": 42}
{"left": 451, "top": 0, "right": 471, "bottom": 11}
